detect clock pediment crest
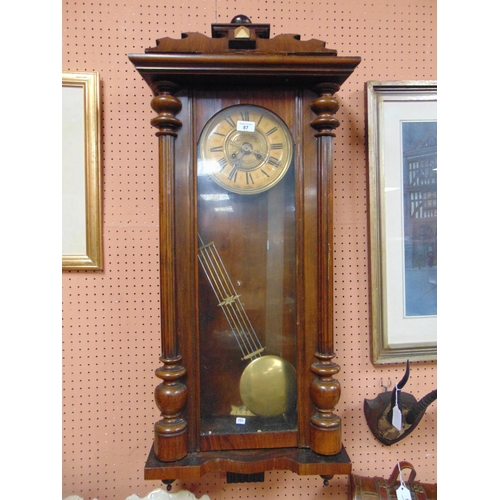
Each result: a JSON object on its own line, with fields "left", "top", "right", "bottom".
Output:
{"left": 131, "top": 17, "right": 360, "bottom": 89}
{"left": 146, "top": 31, "right": 337, "bottom": 55}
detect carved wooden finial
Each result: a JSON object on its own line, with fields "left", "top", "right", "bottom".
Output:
{"left": 310, "top": 83, "right": 341, "bottom": 137}
{"left": 150, "top": 89, "right": 182, "bottom": 138}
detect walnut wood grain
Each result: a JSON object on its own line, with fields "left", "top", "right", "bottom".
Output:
{"left": 129, "top": 22, "right": 360, "bottom": 90}
{"left": 149, "top": 84, "right": 188, "bottom": 462}
{"left": 129, "top": 53, "right": 360, "bottom": 90}
{"left": 308, "top": 84, "right": 343, "bottom": 455}
{"left": 129, "top": 15, "right": 360, "bottom": 478}
{"left": 147, "top": 32, "right": 336, "bottom": 54}
{"left": 200, "top": 430, "right": 298, "bottom": 452}
{"left": 145, "top": 445, "right": 351, "bottom": 480}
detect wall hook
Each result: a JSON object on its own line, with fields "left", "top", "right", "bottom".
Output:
{"left": 380, "top": 378, "right": 392, "bottom": 392}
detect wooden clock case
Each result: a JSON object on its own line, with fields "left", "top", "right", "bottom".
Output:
{"left": 129, "top": 15, "right": 361, "bottom": 483}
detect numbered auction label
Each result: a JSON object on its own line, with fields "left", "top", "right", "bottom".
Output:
{"left": 237, "top": 120, "right": 256, "bottom": 132}
{"left": 396, "top": 484, "right": 412, "bottom": 500}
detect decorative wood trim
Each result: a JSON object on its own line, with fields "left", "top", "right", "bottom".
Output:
{"left": 129, "top": 26, "right": 360, "bottom": 90}
{"left": 308, "top": 84, "right": 343, "bottom": 455}
{"left": 200, "top": 431, "right": 298, "bottom": 452}
{"left": 150, "top": 83, "right": 188, "bottom": 462}
{"left": 145, "top": 445, "right": 352, "bottom": 480}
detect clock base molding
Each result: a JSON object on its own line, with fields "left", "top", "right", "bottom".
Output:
{"left": 144, "top": 445, "right": 351, "bottom": 482}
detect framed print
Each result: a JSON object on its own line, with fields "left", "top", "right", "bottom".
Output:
{"left": 366, "top": 80, "right": 437, "bottom": 364}
{"left": 62, "top": 71, "right": 103, "bottom": 270}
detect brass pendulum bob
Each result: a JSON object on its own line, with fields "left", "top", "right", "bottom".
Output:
{"left": 240, "top": 354, "right": 297, "bottom": 417}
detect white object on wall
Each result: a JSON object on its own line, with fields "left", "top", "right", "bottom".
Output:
{"left": 126, "top": 490, "right": 211, "bottom": 500}
{"left": 64, "top": 489, "right": 210, "bottom": 500}
{"left": 63, "top": 496, "right": 97, "bottom": 500}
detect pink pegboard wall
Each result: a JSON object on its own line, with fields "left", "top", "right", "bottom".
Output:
{"left": 62, "top": 1, "right": 436, "bottom": 499}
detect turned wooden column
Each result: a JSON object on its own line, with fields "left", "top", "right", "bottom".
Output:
{"left": 150, "top": 82, "right": 188, "bottom": 462}
{"left": 309, "top": 83, "right": 343, "bottom": 455}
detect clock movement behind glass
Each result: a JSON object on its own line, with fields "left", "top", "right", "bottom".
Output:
{"left": 128, "top": 15, "right": 361, "bottom": 484}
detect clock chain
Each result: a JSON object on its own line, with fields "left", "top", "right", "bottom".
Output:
{"left": 197, "top": 234, "right": 265, "bottom": 361}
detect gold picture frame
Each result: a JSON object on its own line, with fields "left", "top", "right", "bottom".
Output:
{"left": 366, "top": 80, "right": 437, "bottom": 364}
{"left": 62, "top": 71, "right": 103, "bottom": 270}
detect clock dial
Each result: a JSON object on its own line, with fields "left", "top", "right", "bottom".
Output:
{"left": 198, "top": 104, "right": 294, "bottom": 195}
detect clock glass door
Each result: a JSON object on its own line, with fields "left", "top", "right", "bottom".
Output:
{"left": 196, "top": 102, "right": 298, "bottom": 451}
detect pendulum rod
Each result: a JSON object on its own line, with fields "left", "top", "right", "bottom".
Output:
{"left": 198, "top": 234, "right": 265, "bottom": 361}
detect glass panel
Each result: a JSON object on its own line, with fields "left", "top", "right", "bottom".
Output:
{"left": 197, "top": 105, "right": 297, "bottom": 440}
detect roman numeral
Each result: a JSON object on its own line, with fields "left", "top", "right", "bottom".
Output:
{"left": 218, "top": 157, "right": 228, "bottom": 170}
{"left": 246, "top": 172, "right": 254, "bottom": 185}
{"left": 210, "top": 146, "right": 224, "bottom": 152}
{"left": 240, "top": 110, "right": 250, "bottom": 121}
{"left": 260, "top": 169, "right": 270, "bottom": 178}
{"left": 228, "top": 167, "right": 238, "bottom": 182}
{"left": 266, "top": 126, "right": 277, "bottom": 136}
{"left": 267, "top": 156, "right": 281, "bottom": 167}
{"left": 225, "top": 116, "right": 236, "bottom": 128}
{"left": 270, "top": 143, "right": 283, "bottom": 150}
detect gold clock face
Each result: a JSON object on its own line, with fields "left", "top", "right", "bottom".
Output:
{"left": 198, "top": 104, "right": 294, "bottom": 195}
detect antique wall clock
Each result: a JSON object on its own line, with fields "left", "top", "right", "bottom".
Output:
{"left": 129, "top": 15, "right": 360, "bottom": 485}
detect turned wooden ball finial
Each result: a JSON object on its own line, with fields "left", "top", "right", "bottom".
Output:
{"left": 231, "top": 14, "right": 252, "bottom": 24}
